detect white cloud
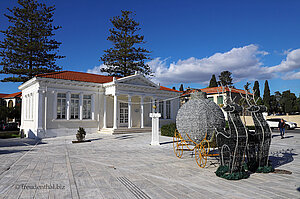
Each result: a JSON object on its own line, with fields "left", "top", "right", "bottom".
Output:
{"left": 267, "top": 49, "right": 300, "bottom": 73}
{"left": 282, "top": 71, "right": 300, "bottom": 80}
{"left": 149, "top": 44, "right": 272, "bottom": 84}
{"left": 86, "top": 45, "right": 300, "bottom": 85}
{"left": 87, "top": 64, "right": 106, "bottom": 74}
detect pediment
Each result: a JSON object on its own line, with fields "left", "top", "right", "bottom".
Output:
{"left": 117, "top": 75, "right": 158, "bottom": 88}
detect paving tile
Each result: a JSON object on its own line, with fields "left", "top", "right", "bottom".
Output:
{"left": 0, "top": 130, "right": 300, "bottom": 198}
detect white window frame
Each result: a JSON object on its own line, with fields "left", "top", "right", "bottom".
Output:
{"left": 159, "top": 100, "right": 164, "bottom": 119}
{"left": 70, "top": 94, "right": 80, "bottom": 119}
{"left": 57, "top": 93, "right": 66, "bottom": 119}
{"left": 166, "top": 100, "right": 171, "bottom": 119}
{"left": 83, "top": 95, "right": 92, "bottom": 119}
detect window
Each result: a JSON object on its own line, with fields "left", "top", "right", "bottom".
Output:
{"left": 166, "top": 100, "right": 171, "bottom": 119}
{"left": 120, "top": 103, "right": 128, "bottom": 124}
{"left": 8, "top": 100, "right": 13, "bottom": 108}
{"left": 70, "top": 94, "right": 79, "bottom": 119}
{"left": 208, "top": 97, "right": 214, "bottom": 101}
{"left": 57, "top": 93, "right": 66, "bottom": 119}
{"left": 83, "top": 95, "right": 91, "bottom": 119}
{"left": 217, "top": 96, "right": 223, "bottom": 105}
{"left": 159, "top": 101, "right": 164, "bottom": 119}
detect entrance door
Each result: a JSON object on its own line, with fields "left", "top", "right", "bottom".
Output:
{"left": 119, "top": 103, "right": 128, "bottom": 126}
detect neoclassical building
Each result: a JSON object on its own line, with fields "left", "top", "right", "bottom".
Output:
{"left": 19, "top": 71, "right": 181, "bottom": 138}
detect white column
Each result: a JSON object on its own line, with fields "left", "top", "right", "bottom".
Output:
{"left": 150, "top": 113, "right": 161, "bottom": 146}
{"left": 52, "top": 91, "right": 57, "bottom": 120}
{"left": 128, "top": 95, "right": 132, "bottom": 128}
{"left": 103, "top": 95, "right": 107, "bottom": 128}
{"left": 66, "top": 92, "right": 71, "bottom": 120}
{"left": 79, "top": 93, "right": 83, "bottom": 120}
{"left": 163, "top": 100, "right": 167, "bottom": 119}
{"left": 91, "top": 93, "right": 95, "bottom": 120}
{"left": 113, "top": 94, "right": 118, "bottom": 129}
{"left": 36, "top": 90, "right": 44, "bottom": 130}
{"left": 44, "top": 90, "right": 47, "bottom": 131}
{"left": 140, "top": 96, "right": 144, "bottom": 128}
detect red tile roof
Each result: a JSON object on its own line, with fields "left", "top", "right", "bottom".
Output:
{"left": 36, "top": 71, "right": 115, "bottom": 84}
{"left": 0, "top": 93, "right": 8, "bottom": 98}
{"left": 3, "top": 92, "right": 22, "bottom": 98}
{"left": 201, "top": 86, "right": 250, "bottom": 95}
{"left": 160, "top": 86, "right": 182, "bottom": 93}
{"left": 36, "top": 71, "right": 180, "bottom": 93}
{"left": 182, "top": 86, "right": 251, "bottom": 96}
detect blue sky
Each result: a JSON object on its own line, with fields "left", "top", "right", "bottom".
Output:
{"left": 1, "top": 0, "right": 300, "bottom": 96}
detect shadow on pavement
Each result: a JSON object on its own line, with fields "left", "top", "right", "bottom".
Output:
{"left": 88, "top": 138, "right": 103, "bottom": 141}
{"left": 269, "top": 148, "right": 298, "bottom": 168}
{"left": 0, "top": 138, "right": 46, "bottom": 147}
{"left": 160, "top": 141, "right": 173, "bottom": 145}
{"left": 115, "top": 135, "right": 134, "bottom": 140}
{"left": 0, "top": 149, "right": 31, "bottom": 155}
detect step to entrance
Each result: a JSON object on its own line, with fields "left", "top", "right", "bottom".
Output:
{"left": 99, "top": 127, "right": 152, "bottom": 135}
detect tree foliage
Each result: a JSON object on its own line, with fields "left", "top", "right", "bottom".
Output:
{"left": 0, "top": 0, "right": 64, "bottom": 82}
{"left": 218, "top": 71, "right": 233, "bottom": 87}
{"left": 244, "top": 82, "right": 251, "bottom": 92}
{"left": 100, "top": 10, "right": 151, "bottom": 77}
{"left": 281, "top": 90, "right": 297, "bottom": 114}
{"left": 253, "top": 81, "right": 260, "bottom": 99}
{"left": 179, "top": 84, "right": 184, "bottom": 91}
{"left": 209, "top": 74, "right": 218, "bottom": 88}
{"left": 263, "top": 80, "right": 271, "bottom": 111}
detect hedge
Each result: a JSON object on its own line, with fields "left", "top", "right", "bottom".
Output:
{"left": 161, "top": 123, "right": 177, "bottom": 137}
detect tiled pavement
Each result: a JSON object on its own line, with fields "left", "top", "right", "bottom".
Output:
{"left": 0, "top": 129, "right": 299, "bottom": 199}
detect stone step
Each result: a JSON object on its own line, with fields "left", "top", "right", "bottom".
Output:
{"left": 99, "top": 127, "right": 152, "bottom": 135}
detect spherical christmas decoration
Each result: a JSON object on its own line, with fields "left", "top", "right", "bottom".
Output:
{"left": 176, "top": 91, "right": 225, "bottom": 143}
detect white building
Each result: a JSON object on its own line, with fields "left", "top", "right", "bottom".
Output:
{"left": 19, "top": 71, "right": 181, "bottom": 138}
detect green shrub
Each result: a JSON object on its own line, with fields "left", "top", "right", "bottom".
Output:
{"left": 161, "top": 123, "right": 177, "bottom": 137}
{"left": 0, "top": 131, "right": 20, "bottom": 139}
{"left": 76, "top": 127, "right": 86, "bottom": 141}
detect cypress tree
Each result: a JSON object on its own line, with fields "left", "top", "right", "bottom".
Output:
{"left": 209, "top": 74, "right": 218, "bottom": 88}
{"left": 0, "top": 0, "right": 64, "bottom": 82}
{"left": 100, "top": 10, "right": 151, "bottom": 77}
{"left": 179, "top": 84, "right": 184, "bottom": 91}
{"left": 253, "top": 80, "right": 263, "bottom": 105}
{"left": 253, "top": 81, "right": 260, "bottom": 99}
{"left": 263, "top": 80, "right": 271, "bottom": 111}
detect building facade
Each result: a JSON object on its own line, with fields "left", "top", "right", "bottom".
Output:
{"left": 19, "top": 71, "right": 181, "bottom": 138}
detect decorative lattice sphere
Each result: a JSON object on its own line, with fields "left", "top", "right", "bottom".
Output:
{"left": 176, "top": 91, "right": 226, "bottom": 143}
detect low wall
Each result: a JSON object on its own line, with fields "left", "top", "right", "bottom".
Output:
{"left": 240, "top": 115, "right": 300, "bottom": 127}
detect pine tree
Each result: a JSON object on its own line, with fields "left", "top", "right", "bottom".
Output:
{"left": 218, "top": 71, "right": 233, "bottom": 87}
{"left": 209, "top": 74, "right": 218, "bottom": 88}
{"left": 0, "top": 0, "right": 64, "bottom": 82}
{"left": 179, "top": 84, "right": 184, "bottom": 91}
{"left": 100, "top": 10, "right": 151, "bottom": 77}
{"left": 281, "top": 90, "right": 297, "bottom": 114}
{"left": 263, "top": 80, "right": 271, "bottom": 111}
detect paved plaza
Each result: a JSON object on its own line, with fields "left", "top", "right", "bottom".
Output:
{"left": 0, "top": 129, "right": 299, "bottom": 199}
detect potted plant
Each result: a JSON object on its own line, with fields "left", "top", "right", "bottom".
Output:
{"left": 76, "top": 127, "right": 86, "bottom": 141}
